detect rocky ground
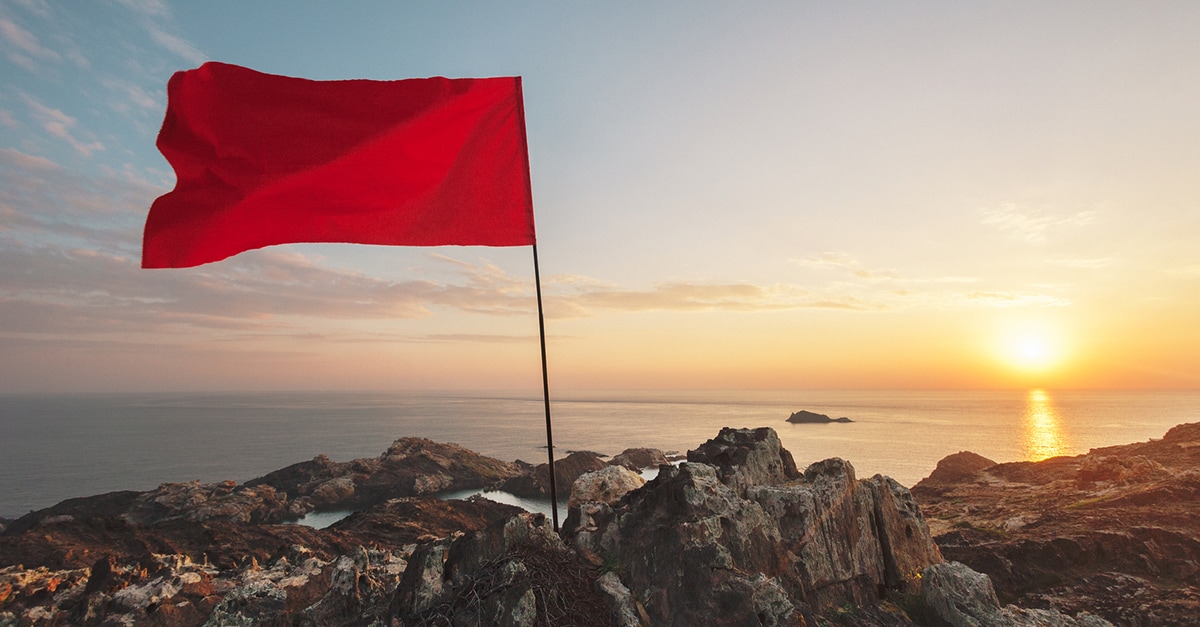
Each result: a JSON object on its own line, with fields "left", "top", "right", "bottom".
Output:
{"left": 0, "top": 425, "right": 1162, "bottom": 625}
{"left": 912, "top": 422, "right": 1200, "bottom": 626}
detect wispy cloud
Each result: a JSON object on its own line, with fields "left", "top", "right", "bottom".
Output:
{"left": 790, "top": 251, "right": 899, "bottom": 280}
{"left": 147, "top": 26, "right": 205, "bottom": 65}
{"left": 0, "top": 146, "right": 57, "bottom": 170}
{"left": 112, "top": 0, "right": 169, "bottom": 17}
{"left": 980, "top": 203, "right": 1096, "bottom": 244}
{"left": 1166, "top": 265, "right": 1200, "bottom": 279}
{"left": 108, "top": 0, "right": 205, "bottom": 65}
{"left": 0, "top": 13, "right": 59, "bottom": 70}
{"left": 1047, "top": 256, "right": 1115, "bottom": 269}
{"left": 20, "top": 92, "right": 104, "bottom": 156}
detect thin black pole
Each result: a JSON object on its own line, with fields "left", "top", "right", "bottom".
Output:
{"left": 532, "top": 243, "right": 559, "bottom": 531}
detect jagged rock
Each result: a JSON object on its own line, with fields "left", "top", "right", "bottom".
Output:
{"left": 397, "top": 512, "right": 613, "bottom": 625}
{"left": 564, "top": 428, "right": 942, "bottom": 625}
{"left": 916, "top": 451, "right": 997, "bottom": 488}
{"left": 297, "top": 546, "right": 407, "bottom": 626}
{"left": 596, "top": 571, "right": 643, "bottom": 627}
{"left": 608, "top": 448, "right": 669, "bottom": 471}
{"left": 1076, "top": 454, "right": 1170, "bottom": 488}
{"left": 123, "top": 480, "right": 292, "bottom": 525}
{"left": 922, "top": 561, "right": 1114, "bottom": 627}
{"left": 568, "top": 465, "right": 646, "bottom": 508}
{"left": 245, "top": 438, "right": 521, "bottom": 514}
{"left": 686, "top": 426, "right": 800, "bottom": 492}
{"left": 500, "top": 450, "right": 609, "bottom": 499}
{"left": 329, "top": 495, "right": 523, "bottom": 547}
{"left": 915, "top": 422, "right": 1200, "bottom": 626}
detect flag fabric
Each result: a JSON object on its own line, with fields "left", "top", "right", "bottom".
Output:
{"left": 143, "top": 62, "right": 535, "bottom": 268}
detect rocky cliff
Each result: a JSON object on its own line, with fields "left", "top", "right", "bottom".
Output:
{"left": 0, "top": 427, "right": 1127, "bottom": 626}
{"left": 913, "top": 422, "right": 1200, "bottom": 627}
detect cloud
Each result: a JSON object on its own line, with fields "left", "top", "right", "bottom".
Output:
{"left": 20, "top": 92, "right": 105, "bottom": 157}
{"left": 147, "top": 26, "right": 205, "bottom": 65}
{"left": 112, "top": 0, "right": 169, "bottom": 17}
{"left": 0, "top": 145, "right": 156, "bottom": 251}
{"left": 1048, "top": 257, "right": 1115, "bottom": 269}
{"left": 100, "top": 77, "right": 161, "bottom": 115}
{"left": 0, "top": 14, "right": 60, "bottom": 70}
{"left": 981, "top": 203, "right": 1096, "bottom": 244}
{"left": 954, "top": 291, "right": 1070, "bottom": 308}
{"left": 1166, "top": 265, "right": 1200, "bottom": 279}
{"left": 0, "top": 146, "right": 58, "bottom": 170}
{"left": 790, "top": 252, "right": 899, "bottom": 280}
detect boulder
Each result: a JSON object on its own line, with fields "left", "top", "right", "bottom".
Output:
{"left": 500, "top": 450, "right": 609, "bottom": 499}
{"left": 922, "top": 561, "right": 1114, "bottom": 627}
{"left": 608, "top": 448, "right": 669, "bottom": 471}
{"left": 915, "top": 451, "right": 996, "bottom": 488}
{"left": 568, "top": 465, "right": 646, "bottom": 508}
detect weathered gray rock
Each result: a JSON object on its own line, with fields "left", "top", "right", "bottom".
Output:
{"left": 568, "top": 465, "right": 646, "bottom": 508}
{"left": 922, "top": 561, "right": 1115, "bottom": 627}
{"left": 123, "top": 480, "right": 292, "bottom": 525}
{"left": 596, "top": 571, "right": 644, "bottom": 627}
{"left": 500, "top": 450, "right": 609, "bottom": 499}
{"left": 396, "top": 512, "right": 613, "bottom": 626}
{"left": 686, "top": 426, "right": 799, "bottom": 492}
{"left": 564, "top": 428, "right": 943, "bottom": 625}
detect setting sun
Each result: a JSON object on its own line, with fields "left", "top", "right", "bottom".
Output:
{"left": 998, "top": 324, "right": 1065, "bottom": 374}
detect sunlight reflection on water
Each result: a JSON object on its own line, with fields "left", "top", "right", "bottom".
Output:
{"left": 1023, "top": 389, "right": 1068, "bottom": 461}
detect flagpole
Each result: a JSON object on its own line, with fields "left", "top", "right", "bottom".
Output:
{"left": 532, "top": 243, "right": 560, "bottom": 531}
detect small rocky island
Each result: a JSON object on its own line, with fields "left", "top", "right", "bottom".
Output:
{"left": 4, "top": 423, "right": 1197, "bottom": 625}
{"left": 787, "top": 409, "right": 853, "bottom": 423}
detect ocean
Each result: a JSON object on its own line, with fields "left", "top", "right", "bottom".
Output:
{"left": 2, "top": 389, "right": 1198, "bottom": 520}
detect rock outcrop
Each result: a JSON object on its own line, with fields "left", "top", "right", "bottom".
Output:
{"left": 500, "top": 450, "right": 609, "bottom": 499}
{"left": 245, "top": 437, "right": 522, "bottom": 517}
{"left": 563, "top": 426, "right": 943, "bottom": 625}
{"left": 6, "top": 424, "right": 1186, "bottom": 625}
{"left": 608, "top": 447, "right": 669, "bottom": 471}
{"left": 913, "top": 422, "right": 1200, "bottom": 627}
{"left": 921, "top": 561, "right": 1113, "bottom": 627}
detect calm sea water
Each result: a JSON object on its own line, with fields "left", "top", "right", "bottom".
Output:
{"left": 2, "top": 389, "right": 1198, "bottom": 519}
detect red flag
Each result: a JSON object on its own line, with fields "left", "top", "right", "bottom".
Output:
{"left": 142, "top": 62, "right": 535, "bottom": 268}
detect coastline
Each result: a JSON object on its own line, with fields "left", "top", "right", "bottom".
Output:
{"left": 2, "top": 422, "right": 1198, "bottom": 624}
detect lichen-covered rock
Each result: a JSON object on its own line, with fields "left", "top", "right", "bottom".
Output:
{"left": 123, "top": 480, "right": 293, "bottom": 525}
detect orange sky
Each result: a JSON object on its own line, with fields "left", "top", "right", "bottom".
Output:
{"left": 2, "top": 3, "right": 1199, "bottom": 392}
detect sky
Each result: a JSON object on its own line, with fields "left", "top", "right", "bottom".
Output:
{"left": 2, "top": 1, "right": 1199, "bottom": 393}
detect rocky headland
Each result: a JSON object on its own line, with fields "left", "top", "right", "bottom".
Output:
{"left": 3, "top": 424, "right": 1186, "bottom": 625}
{"left": 912, "top": 422, "right": 1200, "bottom": 626}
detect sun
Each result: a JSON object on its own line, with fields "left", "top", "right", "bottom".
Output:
{"left": 997, "top": 324, "right": 1063, "bottom": 373}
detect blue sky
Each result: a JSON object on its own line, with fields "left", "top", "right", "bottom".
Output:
{"left": 2, "top": 1, "right": 1199, "bottom": 392}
